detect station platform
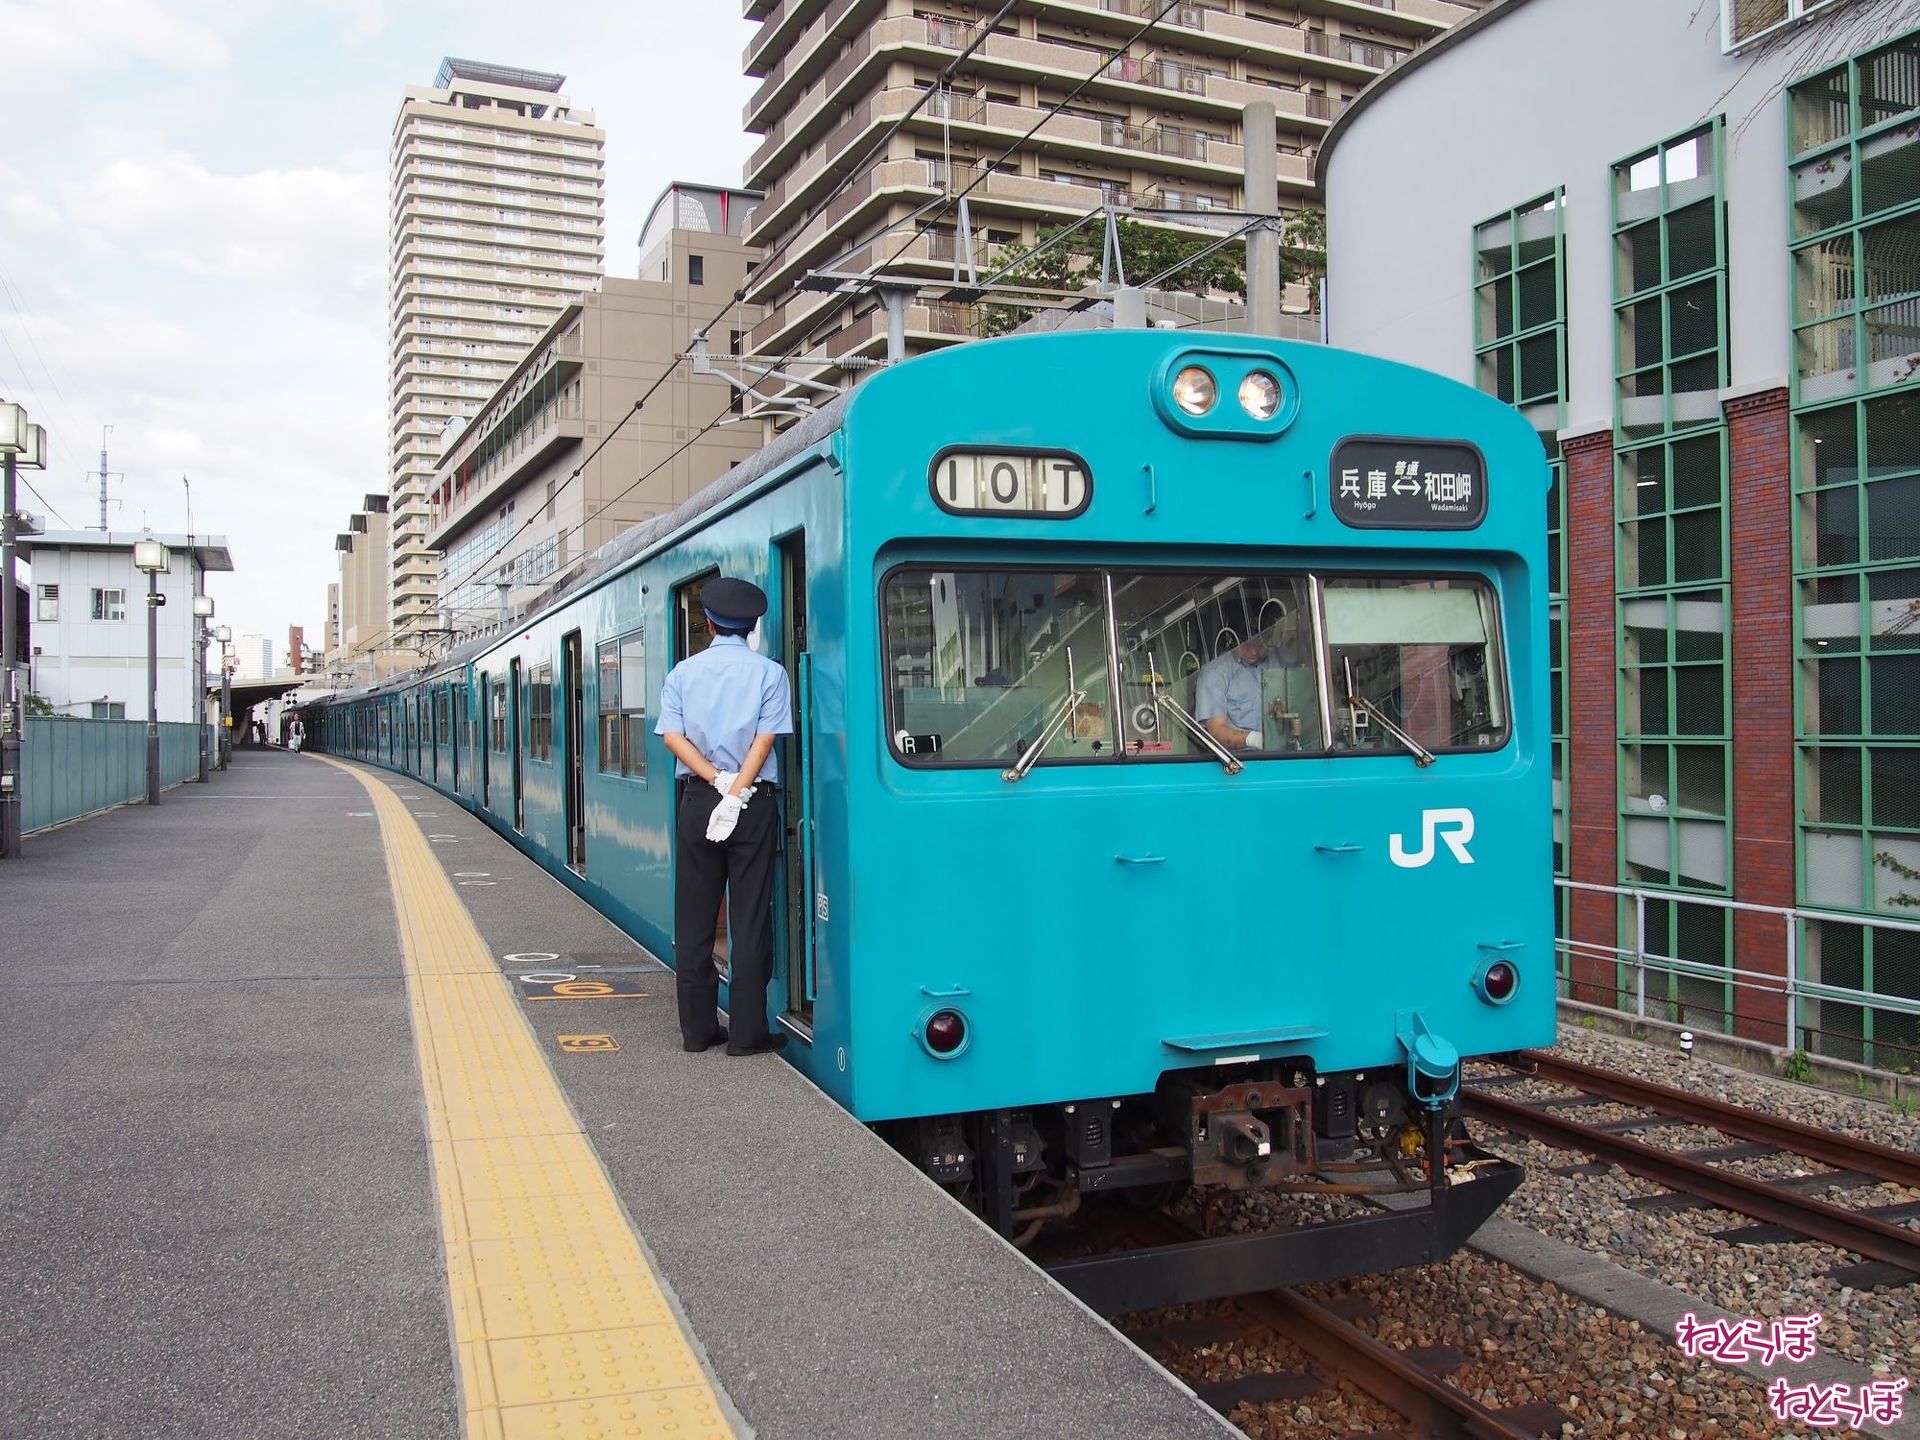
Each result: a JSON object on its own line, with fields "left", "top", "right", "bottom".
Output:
{"left": 0, "top": 752, "right": 1230, "bottom": 1439}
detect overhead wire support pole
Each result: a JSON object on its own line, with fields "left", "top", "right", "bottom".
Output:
{"left": 0, "top": 446, "right": 17, "bottom": 857}
{"left": 1243, "top": 101, "right": 1282, "bottom": 336}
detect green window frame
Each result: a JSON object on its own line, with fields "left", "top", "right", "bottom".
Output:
{"left": 1472, "top": 190, "right": 1567, "bottom": 425}
{"left": 1611, "top": 122, "right": 1733, "bottom": 914}
{"left": 595, "top": 631, "right": 649, "bottom": 779}
{"left": 1473, "top": 190, "right": 1570, "bottom": 878}
{"left": 1790, "top": 28, "right": 1920, "bottom": 974}
{"left": 1786, "top": 29, "right": 1920, "bottom": 408}
{"left": 1797, "top": 917, "right": 1920, "bottom": 1070}
{"left": 1611, "top": 121, "right": 1729, "bottom": 444}
{"left": 1618, "top": 589, "right": 1732, "bottom": 894}
{"left": 1617, "top": 894, "right": 1734, "bottom": 1031}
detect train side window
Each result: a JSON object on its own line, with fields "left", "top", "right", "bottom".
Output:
{"left": 674, "top": 570, "right": 722, "bottom": 660}
{"left": 490, "top": 679, "right": 507, "bottom": 751}
{"left": 1111, "top": 572, "right": 1322, "bottom": 758}
{"left": 882, "top": 567, "right": 1112, "bottom": 767}
{"left": 529, "top": 663, "right": 554, "bottom": 760}
{"left": 596, "top": 631, "right": 648, "bottom": 778}
{"left": 1322, "top": 577, "right": 1509, "bottom": 755}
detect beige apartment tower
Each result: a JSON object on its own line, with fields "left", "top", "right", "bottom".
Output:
{"left": 739, "top": 0, "right": 1482, "bottom": 381}
{"left": 426, "top": 188, "right": 764, "bottom": 644}
{"left": 388, "top": 58, "right": 606, "bottom": 651}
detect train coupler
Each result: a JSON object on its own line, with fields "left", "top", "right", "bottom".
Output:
{"left": 1172, "top": 1077, "right": 1315, "bottom": 1188}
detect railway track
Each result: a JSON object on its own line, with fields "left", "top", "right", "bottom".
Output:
{"left": 1109, "top": 1213, "right": 1568, "bottom": 1439}
{"left": 1464, "top": 1050, "right": 1920, "bottom": 1288}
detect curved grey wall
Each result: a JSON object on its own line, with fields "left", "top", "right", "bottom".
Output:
{"left": 1324, "top": 0, "right": 1911, "bottom": 435}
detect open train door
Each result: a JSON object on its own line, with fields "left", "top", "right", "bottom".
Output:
{"left": 562, "top": 630, "right": 586, "bottom": 873}
{"left": 775, "top": 531, "right": 817, "bottom": 1035}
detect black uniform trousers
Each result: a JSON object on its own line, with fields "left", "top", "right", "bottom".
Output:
{"left": 674, "top": 779, "right": 779, "bottom": 1047}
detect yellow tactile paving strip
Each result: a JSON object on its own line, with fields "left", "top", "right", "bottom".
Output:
{"left": 319, "top": 756, "right": 735, "bottom": 1440}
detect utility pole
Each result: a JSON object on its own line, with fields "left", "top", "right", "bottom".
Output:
{"left": 1243, "top": 101, "right": 1282, "bottom": 337}
{"left": 1, "top": 445, "right": 17, "bottom": 856}
{"left": 89, "top": 426, "right": 123, "bottom": 532}
{"left": 0, "top": 403, "right": 45, "bottom": 860}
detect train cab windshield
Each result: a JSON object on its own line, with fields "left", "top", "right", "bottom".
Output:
{"left": 882, "top": 567, "right": 1508, "bottom": 768}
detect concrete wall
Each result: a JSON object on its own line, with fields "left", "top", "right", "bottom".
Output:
{"left": 1322, "top": 0, "right": 1912, "bottom": 434}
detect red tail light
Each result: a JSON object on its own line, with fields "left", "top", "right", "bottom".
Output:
{"left": 925, "top": 1009, "right": 966, "bottom": 1054}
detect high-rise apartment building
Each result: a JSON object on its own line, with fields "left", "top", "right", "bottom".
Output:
{"left": 738, "top": 0, "right": 1482, "bottom": 392}
{"left": 427, "top": 186, "right": 763, "bottom": 646}
{"left": 388, "top": 58, "right": 606, "bottom": 651}
{"left": 332, "top": 494, "right": 395, "bottom": 686}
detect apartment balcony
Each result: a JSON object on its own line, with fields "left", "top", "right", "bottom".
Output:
{"left": 750, "top": 80, "right": 1257, "bottom": 244}
{"left": 745, "top": 7, "right": 894, "bottom": 135}
{"left": 745, "top": 0, "right": 876, "bottom": 84}
{"left": 746, "top": 13, "right": 1350, "bottom": 187}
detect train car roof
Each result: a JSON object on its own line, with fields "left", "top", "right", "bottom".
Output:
{"left": 321, "top": 392, "right": 852, "bottom": 704}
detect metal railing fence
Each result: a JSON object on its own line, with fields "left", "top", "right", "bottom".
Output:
{"left": 1555, "top": 877, "right": 1920, "bottom": 1071}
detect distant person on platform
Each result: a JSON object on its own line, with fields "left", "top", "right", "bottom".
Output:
{"left": 288, "top": 717, "right": 304, "bottom": 753}
{"left": 656, "top": 577, "right": 794, "bottom": 1056}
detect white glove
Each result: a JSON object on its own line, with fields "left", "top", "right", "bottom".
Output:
{"left": 1243, "top": 727, "right": 1262, "bottom": 749}
{"left": 706, "top": 793, "right": 744, "bottom": 841}
{"left": 711, "top": 771, "right": 738, "bottom": 796}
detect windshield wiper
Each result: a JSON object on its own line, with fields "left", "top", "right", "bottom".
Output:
{"left": 1343, "top": 659, "right": 1434, "bottom": 768}
{"left": 1148, "top": 653, "right": 1243, "bottom": 775}
{"left": 1002, "top": 646, "right": 1087, "bottom": 783}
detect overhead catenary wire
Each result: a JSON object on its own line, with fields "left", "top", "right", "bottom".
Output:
{"left": 381, "top": 0, "right": 1192, "bottom": 662}
{"left": 0, "top": 268, "right": 98, "bottom": 482}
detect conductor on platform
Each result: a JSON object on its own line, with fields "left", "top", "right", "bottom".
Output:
{"left": 656, "top": 577, "right": 794, "bottom": 1055}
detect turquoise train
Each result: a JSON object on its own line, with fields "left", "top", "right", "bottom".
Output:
{"left": 311, "top": 330, "right": 1553, "bottom": 1309}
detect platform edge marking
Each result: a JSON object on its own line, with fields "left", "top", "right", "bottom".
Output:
{"left": 315, "top": 756, "right": 741, "bottom": 1440}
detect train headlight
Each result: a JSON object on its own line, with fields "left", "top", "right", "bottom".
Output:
{"left": 1238, "top": 370, "right": 1282, "bottom": 420}
{"left": 1473, "top": 959, "right": 1520, "bottom": 1005}
{"left": 1153, "top": 348, "right": 1297, "bottom": 440}
{"left": 917, "top": 1007, "right": 970, "bottom": 1059}
{"left": 1172, "top": 365, "right": 1217, "bottom": 417}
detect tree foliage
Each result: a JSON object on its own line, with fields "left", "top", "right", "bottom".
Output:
{"left": 979, "top": 218, "right": 1250, "bottom": 337}
{"left": 977, "top": 212, "right": 1328, "bottom": 337}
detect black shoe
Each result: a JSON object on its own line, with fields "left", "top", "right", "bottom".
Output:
{"left": 726, "top": 1033, "right": 788, "bottom": 1056}
{"left": 683, "top": 1027, "right": 728, "bottom": 1053}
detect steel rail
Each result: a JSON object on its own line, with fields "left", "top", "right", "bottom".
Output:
{"left": 1462, "top": 1089, "right": 1920, "bottom": 1279}
{"left": 1242, "top": 1288, "right": 1545, "bottom": 1440}
{"left": 1510, "top": 1051, "right": 1920, "bottom": 1191}
{"left": 1110, "top": 1211, "right": 1547, "bottom": 1440}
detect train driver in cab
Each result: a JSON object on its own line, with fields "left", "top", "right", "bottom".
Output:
{"left": 656, "top": 577, "right": 794, "bottom": 1056}
{"left": 1194, "top": 616, "right": 1311, "bottom": 754}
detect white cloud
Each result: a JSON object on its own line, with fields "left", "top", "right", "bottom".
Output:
{"left": 0, "top": 0, "right": 228, "bottom": 76}
{"left": 61, "top": 149, "right": 385, "bottom": 308}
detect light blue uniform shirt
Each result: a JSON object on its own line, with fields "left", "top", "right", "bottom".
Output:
{"left": 656, "top": 635, "right": 794, "bottom": 782}
{"left": 1194, "top": 649, "right": 1292, "bottom": 736}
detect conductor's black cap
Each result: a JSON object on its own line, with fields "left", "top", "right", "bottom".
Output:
{"left": 702, "top": 577, "right": 768, "bottom": 623}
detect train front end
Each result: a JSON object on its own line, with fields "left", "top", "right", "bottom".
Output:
{"left": 834, "top": 330, "right": 1553, "bottom": 1303}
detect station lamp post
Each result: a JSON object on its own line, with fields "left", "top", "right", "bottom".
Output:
{"left": 0, "top": 401, "right": 47, "bottom": 860}
{"left": 133, "top": 536, "right": 170, "bottom": 808}
{"left": 213, "top": 624, "right": 233, "bottom": 770}
{"left": 192, "top": 594, "right": 214, "bottom": 783}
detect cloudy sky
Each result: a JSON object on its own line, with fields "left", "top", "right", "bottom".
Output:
{"left": 2, "top": 0, "right": 755, "bottom": 660}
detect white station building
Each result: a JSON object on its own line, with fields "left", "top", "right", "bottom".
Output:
{"left": 21, "top": 532, "right": 234, "bottom": 723}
